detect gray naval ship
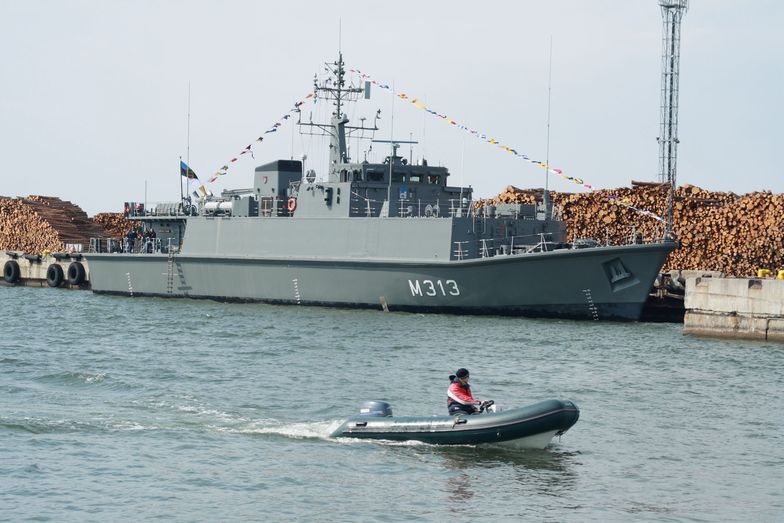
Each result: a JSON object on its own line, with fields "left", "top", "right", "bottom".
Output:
{"left": 86, "top": 53, "right": 676, "bottom": 320}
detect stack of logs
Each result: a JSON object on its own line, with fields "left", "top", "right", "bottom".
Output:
{"left": 0, "top": 196, "right": 112, "bottom": 253}
{"left": 93, "top": 212, "right": 140, "bottom": 238}
{"left": 483, "top": 182, "right": 784, "bottom": 277}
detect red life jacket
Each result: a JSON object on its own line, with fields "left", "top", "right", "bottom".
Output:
{"left": 447, "top": 380, "right": 476, "bottom": 407}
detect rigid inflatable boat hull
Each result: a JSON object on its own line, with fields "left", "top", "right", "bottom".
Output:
{"left": 330, "top": 399, "right": 579, "bottom": 449}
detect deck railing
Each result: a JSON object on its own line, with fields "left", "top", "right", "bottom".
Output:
{"left": 88, "top": 237, "right": 179, "bottom": 254}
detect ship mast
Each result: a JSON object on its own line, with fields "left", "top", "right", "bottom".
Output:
{"left": 298, "top": 53, "right": 369, "bottom": 180}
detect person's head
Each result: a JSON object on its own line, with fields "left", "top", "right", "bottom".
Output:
{"left": 455, "top": 368, "right": 469, "bottom": 383}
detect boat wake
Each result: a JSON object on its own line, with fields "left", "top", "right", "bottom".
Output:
{"left": 217, "top": 419, "right": 344, "bottom": 440}
{"left": 34, "top": 370, "right": 108, "bottom": 386}
{"left": 0, "top": 415, "right": 160, "bottom": 434}
{"left": 219, "top": 419, "right": 435, "bottom": 447}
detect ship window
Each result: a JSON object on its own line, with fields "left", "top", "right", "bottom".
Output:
{"left": 409, "top": 174, "right": 422, "bottom": 183}
{"left": 428, "top": 175, "right": 440, "bottom": 184}
{"left": 392, "top": 172, "right": 404, "bottom": 182}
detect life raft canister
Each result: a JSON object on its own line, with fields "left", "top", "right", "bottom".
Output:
{"left": 287, "top": 197, "right": 297, "bottom": 213}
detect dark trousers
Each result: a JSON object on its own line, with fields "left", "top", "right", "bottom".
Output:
{"left": 448, "top": 403, "right": 478, "bottom": 416}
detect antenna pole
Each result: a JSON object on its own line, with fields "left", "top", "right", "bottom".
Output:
{"left": 422, "top": 93, "right": 427, "bottom": 161}
{"left": 545, "top": 35, "right": 552, "bottom": 188}
{"left": 336, "top": 53, "right": 342, "bottom": 127}
{"left": 543, "top": 35, "right": 553, "bottom": 221}
{"left": 178, "top": 83, "right": 192, "bottom": 207}
{"left": 386, "top": 81, "right": 395, "bottom": 213}
{"left": 187, "top": 81, "right": 191, "bottom": 169}
{"left": 459, "top": 133, "right": 465, "bottom": 205}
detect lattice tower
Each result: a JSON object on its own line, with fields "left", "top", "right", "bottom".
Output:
{"left": 658, "top": 0, "right": 688, "bottom": 234}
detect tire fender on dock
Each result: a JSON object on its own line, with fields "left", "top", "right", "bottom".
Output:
{"left": 46, "top": 264, "right": 64, "bottom": 287}
{"left": 67, "top": 261, "right": 86, "bottom": 285}
{"left": 3, "top": 260, "right": 21, "bottom": 284}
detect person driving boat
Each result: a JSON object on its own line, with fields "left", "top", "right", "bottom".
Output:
{"left": 447, "top": 368, "right": 490, "bottom": 415}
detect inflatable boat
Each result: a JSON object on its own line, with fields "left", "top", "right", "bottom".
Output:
{"left": 330, "top": 399, "right": 579, "bottom": 448}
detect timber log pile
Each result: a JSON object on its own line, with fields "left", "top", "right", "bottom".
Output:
{"left": 93, "top": 212, "right": 140, "bottom": 239}
{"left": 484, "top": 182, "right": 784, "bottom": 276}
{"left": 0, "top": 196, "right": 112, "bottom": 253}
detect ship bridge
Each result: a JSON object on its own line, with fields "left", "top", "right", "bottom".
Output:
{"left": 251, "top": 156, "right": 469, "bottom": 220}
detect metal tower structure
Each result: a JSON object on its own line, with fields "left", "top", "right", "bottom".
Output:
{"left": 657, "top": 0, "right": 688, "bottom": 235}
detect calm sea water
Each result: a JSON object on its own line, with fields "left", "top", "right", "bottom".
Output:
{"left": 1, "top": 286, "right": 782, "bottom": 522}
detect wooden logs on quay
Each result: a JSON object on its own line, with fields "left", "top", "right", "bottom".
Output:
{"left": 483, "top": 182, "right": 784, "bottom": 277}
{"left": 0, "top": 196, "right": 113, "bottom": 253}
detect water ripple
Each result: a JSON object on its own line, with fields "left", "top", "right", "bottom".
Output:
{"left": 1, "top": 286, "right": 782, "bottom": 521}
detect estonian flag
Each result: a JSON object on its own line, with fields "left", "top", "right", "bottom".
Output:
{"left": 180, "top": 161, "right": 198, "bottom": 179}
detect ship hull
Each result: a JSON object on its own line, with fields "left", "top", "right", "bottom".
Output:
{"left": 86, "top": 242, "right": 675, "bottom": 321}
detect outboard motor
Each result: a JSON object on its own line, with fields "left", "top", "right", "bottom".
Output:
{"left": 358, "top": 400, "right": 393, "bottom": 417}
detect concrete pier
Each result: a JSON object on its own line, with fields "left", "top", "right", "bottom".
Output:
{"left": 684, "top": 276, "right": 784, "bottom": 342}
{"left": 1, "top": 252, "right": 90, "bottom": 289}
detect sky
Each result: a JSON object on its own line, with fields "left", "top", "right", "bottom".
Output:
{"left": 1, "top": 0, "right": 782, "bottom": 215}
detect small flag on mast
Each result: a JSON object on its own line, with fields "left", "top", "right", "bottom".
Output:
{"left": 180, "top": 161, "right": 198, "bottom": 179}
